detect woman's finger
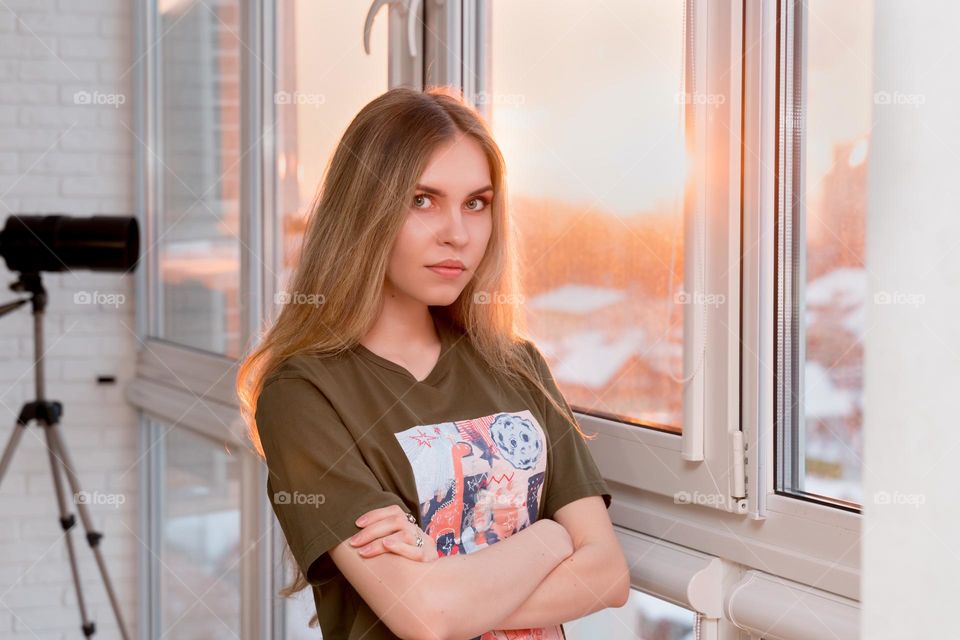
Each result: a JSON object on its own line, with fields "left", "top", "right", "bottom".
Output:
{"left": 355, "top": 539, "right": 390, "bottom": 558}
{"left": 355, "top": 504, "right": 407, "bottom": 528}
{"left": 379, "top": 530, "right": 440, "bottom": 563}
{"left": 356, "top": 531, "right": 419, "bottom": 559}
{"left": 380, "top": 534, "right": 423, "bottom": 560}
{"left": 350, "top": 517, "right": 404, "bottom": 548}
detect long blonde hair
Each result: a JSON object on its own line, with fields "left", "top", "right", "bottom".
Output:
{"left": 235, "top": 86, "right": 594, "bottom": 626}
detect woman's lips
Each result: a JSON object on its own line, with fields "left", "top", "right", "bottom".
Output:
{"left": 427, "top": 265, "right": 465, "bottom": 279}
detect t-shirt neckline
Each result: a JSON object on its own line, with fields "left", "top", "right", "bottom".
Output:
{"left": 352, "top": 311, "right": 455, "bottom": 386}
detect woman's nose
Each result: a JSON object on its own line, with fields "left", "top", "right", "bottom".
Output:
{"left": 438, "top": 208, "right": 469, "bottom": 246}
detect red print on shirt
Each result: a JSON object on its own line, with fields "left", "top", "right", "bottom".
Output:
{"left": 394, "top": 410, "right": 565, "bottom": 640}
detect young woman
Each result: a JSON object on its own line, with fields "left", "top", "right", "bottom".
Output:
{"left": 237, "top": 86, "right": 629, "bottom": 640}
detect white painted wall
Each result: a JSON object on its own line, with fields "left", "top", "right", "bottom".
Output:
{"left": 0, "top": 1, "right": 138, "bottom": 638}
{"left": 863, "top": 1, "right": 960, "bottom": 638}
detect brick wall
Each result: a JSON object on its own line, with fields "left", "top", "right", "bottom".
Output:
{"left": 0, "top": 1, "right": 138, "bottom": 638}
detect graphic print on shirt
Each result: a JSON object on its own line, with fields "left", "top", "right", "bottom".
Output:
{"left": 394, "top": 409, "right": 565, "bottom": 640}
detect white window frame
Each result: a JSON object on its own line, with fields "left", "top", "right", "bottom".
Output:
{"left": 131, "top": 0, "right": 864, "bottom": 637}
{"left": 259, "top": 0, "right": 426, "bottom": 632}
{"left": 744, "top": 0, "right": 861, "bottom": 595}
{"left": 465, "top": 0, "right": 861, "bottom": 636}
{"left": 465, "top": 0, "right": 746, "bottom": 519}
{"left": 131, "top": 0, "right": 274, "bottom": 638}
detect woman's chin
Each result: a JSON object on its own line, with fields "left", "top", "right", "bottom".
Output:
{"left": 417, "top": 286, "right": 467, "bottom": 307}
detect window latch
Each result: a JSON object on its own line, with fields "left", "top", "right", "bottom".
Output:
{"left": 363, "top": 0, "right": 427, "bottom": 58}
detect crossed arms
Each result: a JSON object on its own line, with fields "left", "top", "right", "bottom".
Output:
{"left": 329, "top": 495, "right": 630, "bottom": 640}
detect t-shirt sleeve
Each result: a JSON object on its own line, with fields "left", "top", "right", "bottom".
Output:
{"left": 524, "top": 341, "right": 613, "bottom": 520}
{"left": 256, "top": 375, "right": 409, "bottom": 585}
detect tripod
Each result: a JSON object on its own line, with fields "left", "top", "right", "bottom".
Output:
{"left": 0, "top": 272, "right": 130, "bottom": 640}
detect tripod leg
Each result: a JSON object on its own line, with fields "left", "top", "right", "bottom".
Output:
{"left": 0, "top": 416, "right": 29, "bottom": 485}
{"left": 46, "top": 422, "right": 131, "bottom": 640}
{"left": 43, "top": 426, "right": 96, "bottom": 638}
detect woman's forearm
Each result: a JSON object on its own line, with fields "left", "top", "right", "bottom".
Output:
{"left": 420, "top": 519, "right": 573, "bottom": 640}
{"left": 494, "top": 541, "right": 625, "bottom": 630}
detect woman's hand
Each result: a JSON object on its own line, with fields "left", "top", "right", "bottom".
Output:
{"left": 349, "top": 504, "right": 439, "bottom": 562}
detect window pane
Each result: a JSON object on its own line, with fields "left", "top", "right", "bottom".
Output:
{"left": 788, "top": 0, "right": 871, "bottom": 505}
{"left": 280, "top": 541, "right": 318, "bottom": 639}
{"left": 157, "top": 0, "right": 242, "bottom": 356}
{"left": 565, "top": 589, "right": 697, "bottom": 639}
{"left": 490, "top": 1, "right": 687, "bottom": 432}
{"left": 274, "top": 0, "right": 388, "bottom": 290}
{"left": 272, "top": 5, "right": 389, "bottom": 635}
{"left": 161, "top": 426, "right": 242, "bottom": 637}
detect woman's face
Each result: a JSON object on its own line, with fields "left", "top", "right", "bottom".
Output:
{"left": 385, "top": 133, "right": 494, "bottom": 307}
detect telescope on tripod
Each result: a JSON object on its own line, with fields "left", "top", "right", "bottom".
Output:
{"left": 0, "top": 214, "right": 139, "bottom": 640}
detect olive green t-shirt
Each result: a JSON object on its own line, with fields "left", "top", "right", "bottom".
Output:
{"left": 255, "top": 312, "right": 612, "bottom": 640}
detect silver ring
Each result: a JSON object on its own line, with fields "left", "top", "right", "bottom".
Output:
{"left": 406, "top": 513, "right": 423, "bottom": 548}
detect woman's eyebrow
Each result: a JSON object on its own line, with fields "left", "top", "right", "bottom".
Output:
{"left": 415, "top": 183, "right": 493, "bottom": 197}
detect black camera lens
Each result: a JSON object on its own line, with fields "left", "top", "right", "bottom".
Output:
{"left": 0, "top": 215, "right": 139, "bottom": 274}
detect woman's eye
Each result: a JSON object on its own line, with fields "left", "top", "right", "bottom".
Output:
{"left": 465, "top": 197, "right": 489, "bottom": 212}
{"left": 413, "top": 194, "right": 432, "bottom": 208}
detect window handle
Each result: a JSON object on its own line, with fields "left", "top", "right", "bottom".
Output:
{"left": 363, "top": 0, "right": 424, "bottom": 57}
